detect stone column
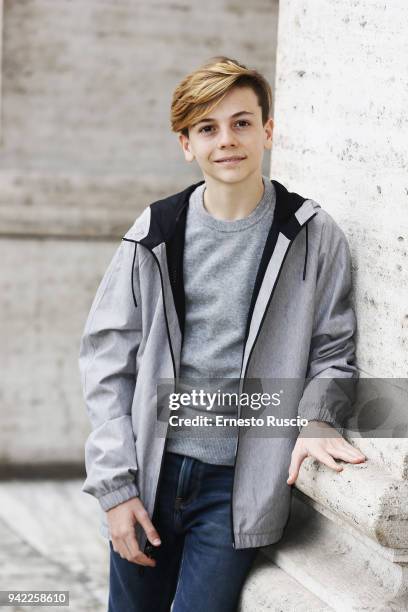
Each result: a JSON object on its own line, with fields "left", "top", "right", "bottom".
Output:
{"left": 257, "top": 1, "right": 408, "bottom": 609}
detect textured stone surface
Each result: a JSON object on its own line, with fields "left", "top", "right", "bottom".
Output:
{"left": 0, "top": 171, "right": 182, "bottom": 238}
{"left": 269, "top": 3, "right": 408, "bottom": 609}
{"left": 239, "top": 553, "right": 332, "bottom": 611}
{"left": 0, "top": 0, "right": 278, "bottom": 237}
{"left": 0, "top": 237, "right": 118, "bottom": 465}
{"left": 265, "top": 492, "right": 408, "bottom": 611}
{"left": 0, "top": 480, "right": 108, "bottom": 611}
{"left": 295, "top": 453, "right": 408, "bottom": 550}
{"left": 0, "top": 0, "right": 279, "bottom": 465}
{"left": 270, "top": 0, "right": 408, "bottom": 377}
{"left": 348, "top": 438, "right": 408, "bottom": 481}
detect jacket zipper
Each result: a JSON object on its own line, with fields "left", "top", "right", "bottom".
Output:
{"left": 229, "top": 220, "right": 315, "bottom": 549}
{"left": 122, "top": 238, "right": 177, "bottom": 575}
{"left": 139, "top": 206, "right": 194, "bottom": 568}
{"left": 125, "top": 214, "right": 315, "bottom": 555}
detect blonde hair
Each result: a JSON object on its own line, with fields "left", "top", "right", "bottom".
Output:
{"left": 170, "top": 56, "right": 272, "bottom": 137}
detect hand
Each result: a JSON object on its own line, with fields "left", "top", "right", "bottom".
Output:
{"left": 287, "top": 420, "right": 366, "bottom": 485}
{"left": 107, "top": 496, "right": 161, "bottom": 566}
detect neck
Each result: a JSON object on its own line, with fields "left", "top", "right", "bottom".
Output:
{"left": 202, "top": 171, "right": 265, "bottom": 221}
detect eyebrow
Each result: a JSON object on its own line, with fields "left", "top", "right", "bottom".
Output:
{"left": 193, "top": 111, "right": 254, "bottom": 127}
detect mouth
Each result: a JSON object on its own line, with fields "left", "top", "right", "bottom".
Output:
{"left": 214, "top": 156, "right": 246, "bottom": 164}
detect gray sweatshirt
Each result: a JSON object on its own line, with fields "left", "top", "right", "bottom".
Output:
{"left": 165, "top": 175, "right": 276, "bottom": 465}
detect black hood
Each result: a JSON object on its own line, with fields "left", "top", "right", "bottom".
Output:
{"left": 125, "top": 178, "right": 316, "bottom": 340}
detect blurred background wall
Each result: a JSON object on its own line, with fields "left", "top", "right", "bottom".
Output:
{"left": 0, "top": 0, "right": 280, "bottom": 472}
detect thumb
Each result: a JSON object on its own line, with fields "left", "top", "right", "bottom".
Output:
{"left": 135, "top": 509, "right": 162, "bottom": 547}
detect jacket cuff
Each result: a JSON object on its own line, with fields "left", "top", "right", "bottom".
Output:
{"left": 98, "top": 482, "right": 139, "bottom": 512}
{"left": 298, "top": 408, "right": 344, "bottom": 436}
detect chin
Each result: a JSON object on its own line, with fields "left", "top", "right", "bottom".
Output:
{"left": 215, "top": 167, "right": 254, "bottom": 183}
{"left": 201, "top": 164, "right": 255, "bottom": 184}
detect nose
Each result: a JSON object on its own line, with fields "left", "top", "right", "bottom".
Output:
{"left": 217, "top": 125, "right": 239, "bottom": 148}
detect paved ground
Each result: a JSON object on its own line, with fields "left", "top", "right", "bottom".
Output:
{"left": 0, "top": 479, "right": 109, "bottom": 611}
{"left": 0, "top": 479, "right": 331, "bottom": 612}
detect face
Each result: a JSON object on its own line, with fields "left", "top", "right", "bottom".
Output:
{"left": 178, "top": 86, "right": 273, "bottom": 185}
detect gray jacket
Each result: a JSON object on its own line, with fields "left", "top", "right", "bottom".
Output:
{"left": 78, "top": 178, "right": 358, "bottom": 554}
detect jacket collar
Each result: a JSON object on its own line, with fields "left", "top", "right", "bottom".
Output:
{"left": 124, "top": 179, "right": 317, "bottom": 346}
{"left": 134, "top": 180, "right": 205, "bottom": 250}
{"left": 133, "top": 178, "right": 309, "bottom": 247}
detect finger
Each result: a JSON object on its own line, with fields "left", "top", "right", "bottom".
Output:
{"left": 113, "top": 534, "right": 156, "bottom": 567}
{"left": 327, "top": 446, "right": 366, "bottom": 463}
{"left": 287, "top": 448, "right": 308, "bottom": 485}
{"left": 112, "top": 540, "right": 130, "bottom": 562}
{"left": 111, "top": 524, "right": 157, "bottom": 567}
{"left": 135, "top": 508, "right": 162, "bottom": 547}
{"left": 313, "top": 450, "right": 343, "bottom": 473}
{"left": 123, "top": 534, "right": 157, "bottom": 567}
{"left": 327, "top": 441, "right": 366, "bottom": 461}
{"left": 343, "top": 445, "right": 366, "bottom": 461}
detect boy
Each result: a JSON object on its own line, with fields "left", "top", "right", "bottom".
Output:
{"left": 79, "top": 56, "right": 366, "bottom": 611}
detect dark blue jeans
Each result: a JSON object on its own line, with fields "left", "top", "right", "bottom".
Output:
{"left": 108, "top": 451, "right": 259, "bottom": 611}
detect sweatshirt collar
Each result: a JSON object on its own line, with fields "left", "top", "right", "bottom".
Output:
{"left": 189, "top": 174, "right": 275, "bottom": 233}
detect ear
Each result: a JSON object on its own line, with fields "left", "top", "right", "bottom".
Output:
{"left": 178, "top": 132, "right": 195, "bottom": 162}
{"left": 263, "top": 117, "right": 274, "bottom": 151}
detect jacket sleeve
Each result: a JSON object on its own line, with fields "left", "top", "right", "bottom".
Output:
{"left": 78, "top": 238, "right": 142, "bottom": 511}
{"left": 297, "top": 215, "right": 358, "bottom": 435}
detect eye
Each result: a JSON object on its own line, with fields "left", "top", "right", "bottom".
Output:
{"left": 198, "top": 120, "right": 250, "bottom": 134}
{"left": 198, "top": 125, "right": 214, "bottom": 134}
